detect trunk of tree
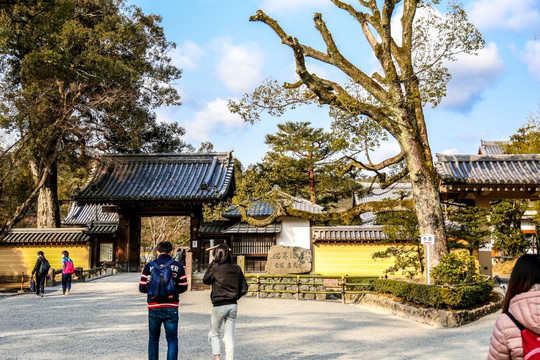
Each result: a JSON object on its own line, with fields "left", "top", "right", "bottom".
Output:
{"left": 398, "top": 131, "right": 448, "bottom": 268}
{"left": 308, "top": 167, "right": 316, "bottom": 203}
{"left": 30, "top": 159, "right": 60, "bottom": 228}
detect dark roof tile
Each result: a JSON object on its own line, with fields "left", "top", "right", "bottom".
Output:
{"left": 73, "top": 153, "right": 235, "bottom": 203}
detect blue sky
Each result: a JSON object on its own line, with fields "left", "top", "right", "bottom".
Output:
{"left": 132, "top": 0, "right": 540, "bottom": 167}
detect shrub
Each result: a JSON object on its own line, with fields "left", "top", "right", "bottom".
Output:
{"left": 371, "top": 278, "right": 493, "bottom": 309}
{"left": 431, "top": 251, "right": 482, "bottom": 285}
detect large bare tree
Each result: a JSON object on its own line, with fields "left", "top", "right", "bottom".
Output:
{"left": 230, "top": 0, "right": 484, "bottom": 267}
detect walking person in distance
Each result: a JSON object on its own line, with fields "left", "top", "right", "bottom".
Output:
{"left": 139, "top": 241, "right": 188, "bottom": 360}
{"left": 31, "top": 251, "right": 50, "bottom": 297}
{"left": 203, "top": 244, "right": 248, "bottom": 360}
{"left": 61, "top": 250, "right": 75, "bottom": 296}
{"left": 487, "top": 254, "right": 540, "bottom": 360}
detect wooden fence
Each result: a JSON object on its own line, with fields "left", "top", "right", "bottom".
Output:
{"left": 245, "top": 274, "right": 376, "bottom": 304}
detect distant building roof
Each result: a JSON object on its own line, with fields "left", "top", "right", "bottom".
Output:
{"left": 200, "top": 221, "right": 231, "bottom": 234}
{"left": 312, "top": 225, "right": 403, "bottom": 243}
{"left": 478, "top": 140, "right": 511, "bottom": 155}
{"left": 223, "top": 222, "right": 282, "bottom": 234}
{"left": 73, "top": 152, "right": 235, "bottom": 204}
{"left": 435, "top": 154, "right": 540, "bottom": 186}
{"left": 62, "top": 203, "right": 118, "bottom": 226}
{"left": 1, "top": 228, "right": 89, "bottom": 245}
{"left": 85, "top": 222, "right": 118, "bottom": 236}
{"left": 225, "top": 192, "right": 324, "bottom": 218}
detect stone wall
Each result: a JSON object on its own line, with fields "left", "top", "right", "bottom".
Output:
{"left": 247, "top": 276, "right": 330, "bottom": 300}
{"left": 355, "top": 292, "right": 503, "bottom": 327}
{"left": 245, "top": 275, "right": 503, "bottom": 327}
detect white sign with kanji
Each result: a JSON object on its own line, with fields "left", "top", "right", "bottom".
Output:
{"left": 420, "top": 234, "right": 435, "bottom": 245}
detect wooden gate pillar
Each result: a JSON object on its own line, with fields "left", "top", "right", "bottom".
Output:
{"left": 117, "top": 213, "right": 141, "bottom": 272}
{"left": 190, "top": 208, "right": 203, "bottom": 271}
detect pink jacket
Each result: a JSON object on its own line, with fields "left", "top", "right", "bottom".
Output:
{"left": 487, "top": 285, "right": 540, "bottom": 360}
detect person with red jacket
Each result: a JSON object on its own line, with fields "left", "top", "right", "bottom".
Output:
{"left": 488, "top": 254, "right": 540, "bottom": 360}
{"left": 139, "top": 241, "right": 188, "bottom": 360}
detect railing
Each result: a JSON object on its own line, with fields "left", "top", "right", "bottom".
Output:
{"left": 245, "top": 275, "right": 376, "bottom": 304}
{"left": 81, "top": 261, "right": 119, "bottom": 281}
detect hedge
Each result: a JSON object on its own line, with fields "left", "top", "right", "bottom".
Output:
{"left": 370, "top": 278, "right": 493, "bottom": 309}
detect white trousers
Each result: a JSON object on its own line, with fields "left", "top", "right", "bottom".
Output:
{"left": 208, "top": 304, "right": 238, "bottom": 360}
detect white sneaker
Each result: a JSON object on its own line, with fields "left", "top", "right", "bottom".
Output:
{"left": 65, "top": 289, "right": 69, "bottom": 296}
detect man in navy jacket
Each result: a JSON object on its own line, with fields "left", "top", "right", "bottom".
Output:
{"left": 139, "top": 241, "right": 188, "bottom": 360}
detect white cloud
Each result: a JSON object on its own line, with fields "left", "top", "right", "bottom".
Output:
{"left": 170, "top": 41, "right": 205, "bottom": 71}
{"left": 370, "top": 140, "right": 401, "bottom": 164}
{"left": 183, "top": 98, "right": 245, "bottom": 142}
{"left": 441, "top": 42, "right": 505, "bottom": 111}
{"left": 469, "top": 0, "right": 540, "bottom": 31}
{"left": 259, "top": 0, "right": 330, "bottom": 13}
{"left": 523, "top": 39, "right": 540, "bottom": 80}
{"left": 440, "top": 148, "right": 461, "bottom": 155}
{"left": 212, "top": 37, "right": 264, "bottom": 94}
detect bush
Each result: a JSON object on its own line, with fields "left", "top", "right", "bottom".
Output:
{"left": 431, "top": 251, "right": 482, "bottom": 285}
{"left": 371, "top": 278, "right": 493, "bottom": 309}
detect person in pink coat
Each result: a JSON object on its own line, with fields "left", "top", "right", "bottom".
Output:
{"left": 487, "top": 254, "right": 540, "bottom": 360}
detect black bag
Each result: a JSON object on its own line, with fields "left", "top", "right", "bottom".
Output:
{"left": 39, "top": 259, "right": 50, "bottom": 275}
{"left": 30, "top": 277, "right": 35, "bottom": 292}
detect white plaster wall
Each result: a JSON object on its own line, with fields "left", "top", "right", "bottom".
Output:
{"left": 276, "top": 217, "right": 311, "bottom": 249}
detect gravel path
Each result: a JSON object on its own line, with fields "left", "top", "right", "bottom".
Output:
{"left": 0, "top": 273, "right": 498, "bottom": 360}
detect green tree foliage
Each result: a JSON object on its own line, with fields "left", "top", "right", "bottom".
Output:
{"left": 229, "top": 1, "right": 484, "bottom": 267}
{"left": 446, "top": 206, "right": 490, "bottom": 254}
{"left": 503, "top": 108, "right": 540, "bottom": 254}
{"left": 430, "top": 251, "right": 481, "bottom": 285}
{"left": 0, "top": 0, "right": 186, "bottom": 230}
{"left": 372, "top": 211, "right": 424, "bottom": 278}
{"left": 504, "top": 110, "right": 540, "bottom": 154}
{"left": 262, "top": 121, "right": 362, "bottom": 205}
{"left": 490, "top": 200, "right": 530, "bottom": 256}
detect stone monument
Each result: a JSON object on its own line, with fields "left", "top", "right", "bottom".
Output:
{"left": 265, "top": 245, "right": 312, "bottom": 275}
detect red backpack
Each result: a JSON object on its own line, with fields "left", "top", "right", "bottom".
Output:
{"left": 507, "top": 312, "right": 540, "bottom": 360}
{"left": 64, "top": 259, "right": 75, "bottom": 274}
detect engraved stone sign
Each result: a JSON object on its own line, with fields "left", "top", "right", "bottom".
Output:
{"left": 265, "top": 245, "right": 312, "bottom": 275}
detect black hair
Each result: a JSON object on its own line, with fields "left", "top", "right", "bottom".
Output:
{"left": 502, "top": 254, "right": 540, "bottom": 313}
{"left": 156, "top": 241, "right": 173, "bottom": 254}
{"left": 62, "top": 250, "right": 69, "bottom": 257}
{"left": 37, "top": 251, "right": 44, "bottom": 256}
{"left": 212, "top": 244, "right": 232, "bottom": 264}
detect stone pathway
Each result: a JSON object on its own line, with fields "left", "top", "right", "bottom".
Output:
{"left": 0, "top": 273, "right": 499, "bottom": 359}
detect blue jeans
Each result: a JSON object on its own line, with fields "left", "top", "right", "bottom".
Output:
{"left": 209, "top": 304, "right": 237, "bottom": 360}
{"left": 62, "top": 273, "right": 72, "bottom": 293}
{"left": 148, "top": 307, "right": 178, "bottom": 360}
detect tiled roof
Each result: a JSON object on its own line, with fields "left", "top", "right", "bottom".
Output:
{"left": 223, "top": 222, "right": 282, "bottom": 234}
{"left": 312, "top": 225, "right": 396, "bottom": 243}
{"left": 85, "top": 222, "right": 118, "bottom": 236}
{"left": 62, "top": 203, "right": 118, "bottom": 225}
{"left": 435, "top": 154, "right": 540, "bottom": 185}
{"left": 355, "top": 182, "right": 413, "bottom": 224}
{"left": 200, "top": 221, "right": 231, "bottom": 234}
{"left": 225, "top": 193, "right": 324, "bottom": 217}
{"left": 73, "top": 153, "right": 235, "bottom": 203}
{"left": 478, "top": 140, "right": 511, "bottom": 155}
{"left": 1, "top": 228, "right": 89, "bottom": 245}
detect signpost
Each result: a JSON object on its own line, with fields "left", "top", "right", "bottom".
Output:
{"left": 420, "top": 234, "right": 435, "bottom": 285}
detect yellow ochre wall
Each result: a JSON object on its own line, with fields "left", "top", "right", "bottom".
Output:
{"left": 314, "top": 243, "right": 398, "bottom": 276}
{"left": 0, "top": 245, "right": 90, "bottom": 282}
